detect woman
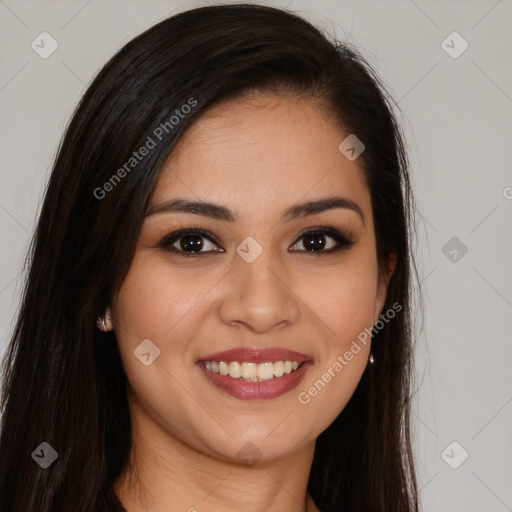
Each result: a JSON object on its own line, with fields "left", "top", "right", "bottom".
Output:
{"left": 0, "top": 4, "right": 422, "bottom": 511}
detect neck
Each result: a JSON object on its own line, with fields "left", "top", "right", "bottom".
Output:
{"left": 113, "top": 398, "right": 321, "bottom": 512}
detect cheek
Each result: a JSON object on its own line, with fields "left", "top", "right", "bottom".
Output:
{"left": 293, "top": 267, "right": 376, "bottom": 432}
{"left": 111, "top": 249, "right": 236, "bottom": 407}
{"left": 293, "top": 255, "right": 379, "bottom": 347}
{"left": 289, "top": 250, "right": 377, "bottom": 420}
{"left": 110, "top": 256, "right": 189, "bottom": 394}
{"left": 111, "top": 254, "right": 214, "bottom": 433}
{"left": 113, "top": 252, "right": 211, "bottom": 344}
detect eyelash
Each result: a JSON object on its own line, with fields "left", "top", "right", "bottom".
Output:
{"left": 158, "top": 224, "right": 355, "bottom": 257}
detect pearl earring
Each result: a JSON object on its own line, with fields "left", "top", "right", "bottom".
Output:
{"left": 96, "top": 311, "right": 112, "bottom": 332}
{"left": 96, "top": 316, "right": 107, "bottom": 331}
{"left": 368, "top": 353, "right": 375, "bottom": 364}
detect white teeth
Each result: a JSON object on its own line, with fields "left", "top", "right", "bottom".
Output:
{"left": 219, "top": 361, "right": 229, "bottom": 376}
{"left": 228, "top": 361, "right": 242, "bottom": 378}
{"left": 257, "top": 362, "right": 274, "bottom": 380}
{"left": 242, "top": 362, "right": 258, "bottom": 381}
{"left": 273, "top": 361, "right": 284, "bottom": 377}
{"left": 204, "top": 360, "right": 302, "bottom": 381}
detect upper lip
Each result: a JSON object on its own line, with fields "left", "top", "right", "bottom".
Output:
{"left": 197, "top": 347, "right": 312, "bottom": 364}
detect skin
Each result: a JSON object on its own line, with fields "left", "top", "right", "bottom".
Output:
{"left": 111, "top": 93, "right": 396, "bottom": 512}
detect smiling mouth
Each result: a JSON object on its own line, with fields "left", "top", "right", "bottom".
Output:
{"left": 196, "top": 347, "right": 312, "bottom": 399}
{"left": 203, "top": 360, "right": 304, "bottom": 381}
{"left": 197, "top": 359, "right": 312, "bottom": 400}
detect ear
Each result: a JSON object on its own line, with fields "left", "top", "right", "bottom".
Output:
{"left": 374, "top": 250, "right": 397, "bottom": 323}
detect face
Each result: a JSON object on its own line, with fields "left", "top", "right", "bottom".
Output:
{"left": 111, "top": 94, "right": 394, "bottom": 464}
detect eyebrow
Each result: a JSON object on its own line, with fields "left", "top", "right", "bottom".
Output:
{"left": 146, "top": 196, "right": 365, "bottom": 225}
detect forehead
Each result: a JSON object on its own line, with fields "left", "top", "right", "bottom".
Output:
{"left": 151, "top": 94, "right": 370, "bottom": 220}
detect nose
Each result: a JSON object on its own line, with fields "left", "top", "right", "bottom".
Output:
{"left": 218, "top": 248, "right": 300, "bottom": 334}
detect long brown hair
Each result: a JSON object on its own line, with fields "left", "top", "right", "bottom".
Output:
{"left": 0, "top": 4, "right": 421, "bottom": 511}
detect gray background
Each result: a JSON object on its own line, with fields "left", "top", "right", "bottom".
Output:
{"left": 1, "top": 0, "right": 511, "bottom": 510}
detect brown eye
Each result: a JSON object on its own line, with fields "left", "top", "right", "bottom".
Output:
{"left": 159, "top": 228, "right": 224, "bottom": 257}
{"left": 290, "top": 227, "right": 355, "bottom": 254}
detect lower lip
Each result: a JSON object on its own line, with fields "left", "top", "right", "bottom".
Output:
{"left": 198, "top": 361, "right": 312, "bottom": 400}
